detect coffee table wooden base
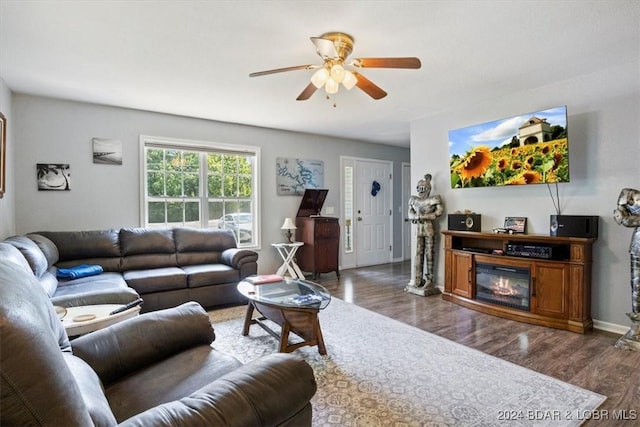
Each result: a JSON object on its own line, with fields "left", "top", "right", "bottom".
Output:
{"left": 242, "top": 301, "right": 327, "bottom": 355}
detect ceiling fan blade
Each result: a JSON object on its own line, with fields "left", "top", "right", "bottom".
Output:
{"left": 249, "top": 64, "right": 316, "bottom": 77}
{"left": 351, "top": 57, "right": 422, "bottom": 69}
{"left": 311, "top": 36, "right": 339, "bottom": 59}
{"left": 353, "top": 72, "right": 387, "bottom": 100}
{"left": 296, "top": 82, "right": 318, "bottom": 101}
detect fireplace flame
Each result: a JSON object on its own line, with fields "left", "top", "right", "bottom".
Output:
{"left": 491, "top": 276, "right": 519, "bottom": 296}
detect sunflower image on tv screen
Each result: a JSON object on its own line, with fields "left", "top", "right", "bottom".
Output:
{"left": 448, "top": 106, "right": 569, "bottom": 189}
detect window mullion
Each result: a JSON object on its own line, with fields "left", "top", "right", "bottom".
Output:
{"left": 201, "top": 152, "right": 208, "bottom": 228}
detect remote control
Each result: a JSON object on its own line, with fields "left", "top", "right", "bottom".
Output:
{"left": 109, "top": 298, "right": 144, "bottom": 315}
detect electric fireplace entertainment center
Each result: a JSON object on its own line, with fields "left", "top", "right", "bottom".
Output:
{"left": 442, "top": 230, "right": 597, "bottom": 333}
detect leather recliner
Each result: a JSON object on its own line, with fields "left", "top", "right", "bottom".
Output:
{"left": 0, "top": 249, "right": 317, "bottom": 426}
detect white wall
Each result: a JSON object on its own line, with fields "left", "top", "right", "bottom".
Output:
{"left": 0, "top": 78, "right": 14, "bottom": 238}
{"left": 11, "top": 94, "right": 409, "bottom": 273}
{"left": 410, "top": 62, "right": 640, "bottom": 328}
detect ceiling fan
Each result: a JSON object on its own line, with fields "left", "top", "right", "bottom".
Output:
{"left": 249, "top": 32, "right": 421, "bottom": 101}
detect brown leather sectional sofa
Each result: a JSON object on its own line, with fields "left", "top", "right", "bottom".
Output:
{"left": 0, "top": 247, "right": 317, "bottom": 426}
{"left": 2, "top": 227, "right": 259, "bottom": 312}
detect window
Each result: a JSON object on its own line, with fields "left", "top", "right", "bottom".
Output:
{"left": 343, "top": 165, "right": 354, "bottom": 253}
{"left": 141, "top": 136, "right": 260, "bottom": 247}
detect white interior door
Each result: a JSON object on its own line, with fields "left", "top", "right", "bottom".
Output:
{"left": 355, "top": 160, "right": 392, "bottom": 266}
{"left": 402, "top": 163, "right": 411, "bottom": 260}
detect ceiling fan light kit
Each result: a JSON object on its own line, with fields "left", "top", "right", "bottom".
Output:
{"left": 250, "top": 31, "right": 421, "bottom": 101}
{"left": 311, "top": 63, "right": 357, "bottom": 92}
{"left": 310, "top": 67, "right": 329, "bottom": 88}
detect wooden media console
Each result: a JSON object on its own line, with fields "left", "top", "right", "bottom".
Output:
{"left": 441, "top": 230, "right": 597, "bottom": 333}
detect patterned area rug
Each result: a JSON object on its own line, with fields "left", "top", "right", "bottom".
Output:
{"left": 209, "top": 299, "right": 605, "bottom": 426}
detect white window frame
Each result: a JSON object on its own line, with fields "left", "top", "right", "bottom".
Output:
{"left": 139, "top": 135, "right": 261, "bottom": 248}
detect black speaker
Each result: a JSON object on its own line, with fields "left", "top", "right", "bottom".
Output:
{"left": 549, "top": 215, "right": 599, "bottom": 238}
{"left": 448, "top": 214, "right": 481, "bottom": 232}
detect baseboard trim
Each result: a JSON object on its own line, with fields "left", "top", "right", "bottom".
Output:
{"left": 592, "top": 319, "right": 627, "bottom": 335}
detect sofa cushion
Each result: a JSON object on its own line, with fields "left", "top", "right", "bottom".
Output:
{"left": 122, "top": 253, "right": 178, "bottom": 271}
{"left": 4, "top": 236, "right": 49, "bottom": 278}
{"left": 52, "top": 272, "right": 140, "bottom": 307}
{"left": 0, "top": 242, "right": 32, "bottom": 273}
{"left": 182, "top": 264, "right": 240, "bottom": 288}
{"left": 2, "top": 237, "right": 59, "bottom": 297}
{"left": 40, "top": 229, "right": 122, "bottom": 272}
{"left": 105, "top": 347, "right": 243, "bottom": 423}
{"left": 39, "top": 269, "right": 59, "bottom": 297}
{"left": 40, "top": 229, "right": 121, "bottom": 260}
{"left": 71, "top": 302, "right": 217, "bottom": 385}
{"left": 120, "top": 228, "right": 175, "bottom": 256}
{"left": 26, "top": 233, "right": 60, "bottom": 267}
{"left": 177, "top": 250, "right": 222, "bottom": 266}
{"left": 123, "top": 267, "right": 187, "bottom": 293}
{"left": 120, "top": 228, "right": 178, "bottom": 270}
{"left": 174, "top": 227, "right": 236, "bottom": 266}
{"left": 113, "top": 353, "right": 316, "bottom": 427}
{"left": 64, "top": 353, "right": 117, "bottom": 427}
{"left": 174, "top": 227, "right": 237, "bottom": 252}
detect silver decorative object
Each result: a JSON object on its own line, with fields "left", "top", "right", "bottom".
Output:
{"left": 405, "top": 174, "right": 444, "bottom": 296}
{"left": 613, "top": 187, "right": 640, "bottom": 351}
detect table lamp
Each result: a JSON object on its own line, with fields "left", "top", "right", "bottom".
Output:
{"left": 281, "top": 217, "right": 297, "bottom": 243}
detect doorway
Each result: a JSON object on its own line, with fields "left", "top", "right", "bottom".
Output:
{"left": 341, "top": 157, "right": 392, "bottom": 269}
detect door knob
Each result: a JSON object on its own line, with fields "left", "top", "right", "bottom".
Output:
{"left": 357, "top": 217, "right": 363, "bottom": 221}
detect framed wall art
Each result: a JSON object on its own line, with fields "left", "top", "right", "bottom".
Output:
{"left": 0, "top": 112, "right": 6, "bottom": 198}
{"left": 276, "top": 157, "right": 324, "bottom": 195}
{"left": 92, "top": 137, "right": 123, "bottom": 165}
{"left": 37, "top": 164, "right": 71, "bottom": 191}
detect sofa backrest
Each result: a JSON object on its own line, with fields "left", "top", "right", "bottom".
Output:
{"left": 120, "top": 228, "right": 178, "bottom": 271}
{"left": 0, "top": 242, "right": 33, "bottom": 273}
{"left": 0, "top": 259, "right": 97, "bottom": 426}
{"left": 174, "top": 227, "right": 236, "bottom": 266}
{"left": 26, "top": 233, "right": 60, "bottom": 267}
{"left": 39, "top": 229, "right": 122, "bottom": 272}
{"left": 4, "top": 235, "right": 58, "bottom": 297}
{"left": 18, "top": 227, "right": 250, "bottom": 274}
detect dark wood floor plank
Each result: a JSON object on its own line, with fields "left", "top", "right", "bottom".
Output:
{"left": 314, "top": 261, "right": 640, "bottom": 426}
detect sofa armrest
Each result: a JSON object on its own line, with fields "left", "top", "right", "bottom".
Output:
{"left": 71, "top": 302, "right": 215, "bottom": 385}
{"left": 117, "top": 353, "right": 316, "bottom": 427}
{"left": 221, "top": 248, "right": 258, "bottom": 269}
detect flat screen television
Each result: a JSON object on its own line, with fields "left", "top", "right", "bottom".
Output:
{"left": 296, "top": 189, "right": 328, "bottom": 217}
{"left": 448, "top": 106, "right": 569, "bottom": 188}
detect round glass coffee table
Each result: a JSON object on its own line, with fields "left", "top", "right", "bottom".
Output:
{"left": 237, "top": 277, "right": 331, "bottom": 355}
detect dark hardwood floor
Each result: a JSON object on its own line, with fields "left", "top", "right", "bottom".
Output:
{"left": 313, "top": 261, "right": 640, "bottom": 426}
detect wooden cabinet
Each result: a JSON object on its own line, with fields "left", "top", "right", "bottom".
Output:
{"left": 531, "top": 261, "right": 570, "bottom": 319}
{"left": 295, "top": 217, "right": 340, "bottom": 279}
{"left": 442, "top": 230, "right": 595, "bottom": 333}
{"left": 450, "top": 251, "right": 473, "bottom": 298}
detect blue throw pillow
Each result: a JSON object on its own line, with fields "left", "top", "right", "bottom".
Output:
{"left": 56, "top": 264, "right": 103, "bottom": 280}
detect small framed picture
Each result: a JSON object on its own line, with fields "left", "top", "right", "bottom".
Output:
{"left": 504, "top": 217, "right": 527, "bottom": 234}
{"left": 93, "top": 138, "right": 123, "bottom": 165}
{"left": 37, "top": 164, "right": 71, "bottom": 191}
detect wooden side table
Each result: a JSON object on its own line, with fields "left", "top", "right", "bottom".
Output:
{"left": 271, "top": 242, "right": 305, "bottom": 279}
{"left": 59, "top": 304, "right": 141, "bottom": 336}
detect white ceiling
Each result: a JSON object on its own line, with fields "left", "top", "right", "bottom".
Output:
{"left": 1, "top": 1, "right": 638, "bottom": 147}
